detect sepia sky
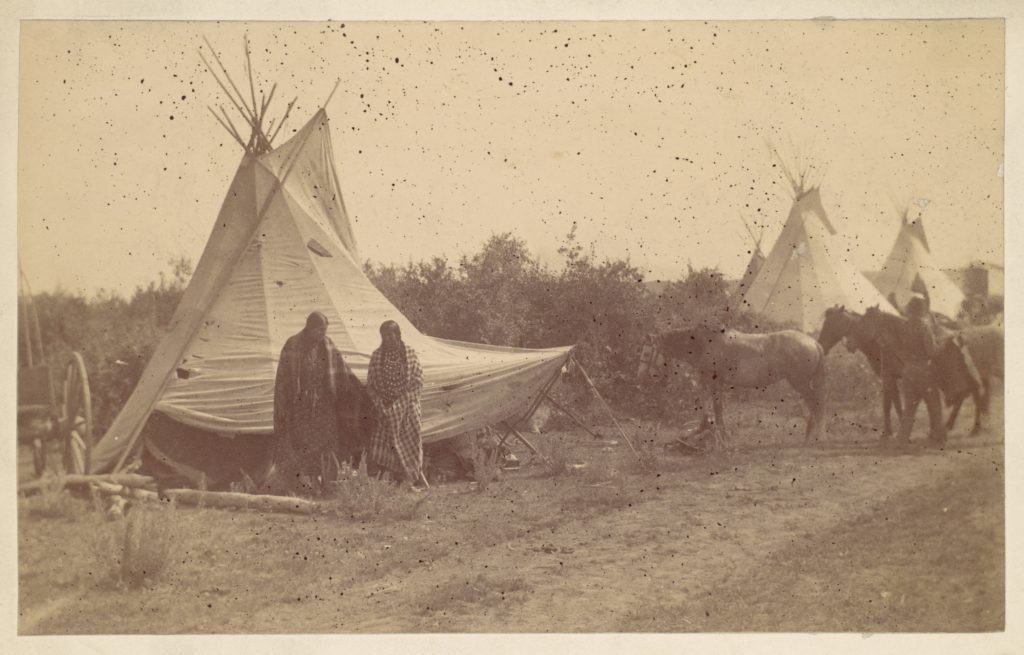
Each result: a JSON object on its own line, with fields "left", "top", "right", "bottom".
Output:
{"left": 18, "top": 19, "right": 1004, "bottom": 297}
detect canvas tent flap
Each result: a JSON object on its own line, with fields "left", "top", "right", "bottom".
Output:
{"left": 91, "top": 109, "right": 573, "bottom": 475}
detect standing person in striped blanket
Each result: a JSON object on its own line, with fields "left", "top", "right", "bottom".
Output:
{"left": 367, "top": 320, "right": 429, "bottom": 489}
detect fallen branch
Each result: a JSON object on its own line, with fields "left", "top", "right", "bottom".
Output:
{"left": 18, "top": 473, "right": 157, "bottom": 496}
{"left": 90, "top": 481, "right": 321, "bottom": 515}
{"left": 164, "top": 488, "right": 321, "bottom": 514}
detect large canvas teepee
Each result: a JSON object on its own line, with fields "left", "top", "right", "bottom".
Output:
{"left": 736, "top": 184, "right": 896, "bottom": 332}
{"left": 872, "top": 208, "right": 965, "bottom": 319}
{"left": 90, "top": 52, "right": 571, "bottom": 479}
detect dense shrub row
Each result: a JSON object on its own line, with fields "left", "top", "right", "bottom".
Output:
{"left": 20, "top": 230, "right": 887, "bottom": 438}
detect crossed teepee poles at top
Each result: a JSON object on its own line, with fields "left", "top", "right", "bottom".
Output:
{"left": 198, "top": 35, "right": 340, "bottom": 155}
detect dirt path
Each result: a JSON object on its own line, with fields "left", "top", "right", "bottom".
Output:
{"left": 238, "top": 443, "right": 998, "bottom": 632}
{"left": 18, "top": 393, "right": 1004, "bottom": 635}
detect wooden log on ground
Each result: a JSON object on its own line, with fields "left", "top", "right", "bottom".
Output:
{"left": 18, "top": 473, "right": 157, "bottom": 496}
{"left": 161, "top": 488, "right": 321, "bottom": 514}
{"left": 91, "top": 480, "right": 158, "bottom": 501}
{"left": 89, "top": 480, "right": 321, "bottom": 515}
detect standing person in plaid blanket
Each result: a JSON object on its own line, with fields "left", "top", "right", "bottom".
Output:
{"left": 367, "top": 320, "right": 429, "bottom": 490}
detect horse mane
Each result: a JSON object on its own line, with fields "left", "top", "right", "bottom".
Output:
{"left": 865, "top": 305, "right": 907, "bottom": 328}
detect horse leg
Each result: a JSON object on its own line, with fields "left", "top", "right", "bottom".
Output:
{"left": 881, "top": 382, "right": 893, "bottom": 439}
{"left": 795, "top": 353, "right": 827, "bottom": 444}
{"left": 945, "top": 393, "right": 966, "bottom": 434}
{"left": 973, "top": 377, "right": 991, "bottom": 434}
{"left": 711, "top": 386, "right": 728, "bottom": 449}
{"left": 791, "top": 382, "right": 823, "bottom": 444}
{"left": 970, "top": 386, "right": 985, "bottom": 435}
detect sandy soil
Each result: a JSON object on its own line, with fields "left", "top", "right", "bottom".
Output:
{"left": 17, "top": 393, "right": 1004, "bottom": 634}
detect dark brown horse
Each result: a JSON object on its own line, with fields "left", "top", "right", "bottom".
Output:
{"left": 819, "top": 305, "right": 903, "bottom": 437}
{"left": 854, "top": 306, "right": 1003, "bottom": 434}
{"left": 638, "top": 325, "right": 826, "bottom": 443}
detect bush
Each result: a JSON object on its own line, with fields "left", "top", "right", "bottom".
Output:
{"left": 22, "top": 232, "right": 884, "bottom": 450}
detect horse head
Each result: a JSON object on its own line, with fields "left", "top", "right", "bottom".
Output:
{"left": 636, "top": 333, "right": 666, "bottom": 383}
{"left": 818, "top": 304, "right": 852, "bottom": 354}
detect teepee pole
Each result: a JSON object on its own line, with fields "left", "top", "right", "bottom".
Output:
{"left": 268, "top": 97, "right": 298, "bottom": 144}
{"left": 202, "top": 37, "right": 257, "bottom": 125}
{"left": 322, "top": 78, "right": 342, "bottom": 110}
{"left": 261, "top": 83, "right": 277, "bottom": 123}
{"left": 198, "top": 50, "right": 255, "bottom": 135}
{"left": 208, "top": 106, "right": 246, "bottom": 148}
{"left": 244, "top": 35, "right": 259, "bottom": 123}
{"left": 243, "top": 36, "right": 272, "bottom": 153}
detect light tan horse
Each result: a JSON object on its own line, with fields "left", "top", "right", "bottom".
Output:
{"left": 638, "top": 325, "right": 827, "bottom": 443}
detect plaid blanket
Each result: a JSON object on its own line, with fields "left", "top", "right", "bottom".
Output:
{"left": 367, "top": 344, "right": 424, "bottom": 481}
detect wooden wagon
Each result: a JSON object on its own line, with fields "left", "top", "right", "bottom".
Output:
{"left": 18, "top": 269, "right": 93, "bottom": 478}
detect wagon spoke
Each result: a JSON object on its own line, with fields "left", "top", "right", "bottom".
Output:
{"left": 65, "top": 393, "right": 81, "bottom": 428}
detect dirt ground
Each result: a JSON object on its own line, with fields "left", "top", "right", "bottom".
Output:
{"left": 16, "top": 391, "right": 1004, "bottom": 635}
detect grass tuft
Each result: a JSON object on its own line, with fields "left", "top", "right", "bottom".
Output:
{"left": 23, "top": 476, "right": 79, "bottom": 521}
{"left": 89, "top": 500, "right": 180, "bottom": 590}
{"left": 470, "top": 440, "right": 503, "bottom": 492}
{"left": 330, "top": 458, "right": 429, "bottom": 521}
{"left": 539, "top": 437, "right": 581, "bottom": 477}
{"left": 631, "top": 439, "right": 661, "bottom": 475}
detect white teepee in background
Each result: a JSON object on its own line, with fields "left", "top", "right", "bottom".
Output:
{"left": 736, "top": 153, "right": 896, "bottom": 332}
{"left": 872, "top": 203, "right": 965, "bottom": 319}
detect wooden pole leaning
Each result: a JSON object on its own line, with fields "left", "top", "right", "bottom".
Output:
{"left": 575, "top": 362, "right": 637, "bottom": 454}
{"left": 497, "top": 420, "right": 544, "bottom": 460}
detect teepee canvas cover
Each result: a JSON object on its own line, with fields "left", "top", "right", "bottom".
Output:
{"left": 735, "top": 246, "right": 765, "bottom": 300}
{"left": 872, "top": 211, "right": 965, "bottom": 319}
{"left": 90, "top": 109, "right": 572, "bottom": 479}
{"left": 736, "top": 186, "right": 896, "bottom": 332}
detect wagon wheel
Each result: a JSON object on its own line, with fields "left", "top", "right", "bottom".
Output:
{"left": 61, "top": 352, "right": 93, "bottom": 475}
